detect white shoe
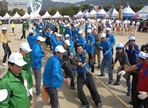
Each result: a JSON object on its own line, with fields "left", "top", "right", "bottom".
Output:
{"left": 1, "top": 63, "right": 6, "bottom": 66}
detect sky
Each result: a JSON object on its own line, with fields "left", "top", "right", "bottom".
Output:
{"left": 6, "top": 0, "right": 84, "bottom": 4}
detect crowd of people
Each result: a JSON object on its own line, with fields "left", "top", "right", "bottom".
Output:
{"left": 0, "top": 18, "right": 148, "bottom": 108}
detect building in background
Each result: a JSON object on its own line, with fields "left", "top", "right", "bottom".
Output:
{"left": 7, "top": 0, "right": 29, "bottom": 11}
{"left": 0, "top": 0, "right": 8, "bottom": 12}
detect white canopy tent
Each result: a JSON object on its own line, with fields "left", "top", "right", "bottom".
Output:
{"left": 89, "top": 9, "right": 97, "bottom": 18}
{"left": 75, "top": 10, "right": 83, "bottom": 18}
{"left": 0, "top": 16, "right": 2, "bottom": 20}
{"left": 52, "top": 11, "right": 63, "bottom": 19}
{"left": 106, "top": 7, "right": 119, "bottom": 18}
{"left": 83, "top": 11, "right": 90, "bottom": 18}
{"left": 30, "top": 12, "right": 41, "bottom": 20}
{"left": 21, "top": 12, "right": 31, "bottom": 20}
{"left": 10, "top": 12, "right": 21, "bottom": 20}
{"left": 134, "top": 3, "right": 148, "bottom": 20}
{"left": 123, "top": 3, "right": 135, "bottom": 19}
{"left": 42, "top": 11, "right": 52, "bottom": 19}
{"left": 2, "top": 13, "right": 11, "bottom": 20}
{"left": 96, "top": 7, "right": 107, "bottom": 18}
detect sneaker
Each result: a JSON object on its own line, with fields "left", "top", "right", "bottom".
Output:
{"left": 1, "top": 63, "right": 6, "bottom": 66}
{"left": 98, "top": 74, "right": 105, "bottom": 77}
{"left": 82, "top": 104, "right": 90, "bottom": 108}
{"left": 97, "top": 102, "right": 102, "bottom": 108}
{"left": 113, "top": 82, "right": 120, "bottom": 85}
{"left": 108, "top": 80, "right": 113, "bottom": 84}
{"left": 126, "top": 91, "right": 130, "bottom": 96}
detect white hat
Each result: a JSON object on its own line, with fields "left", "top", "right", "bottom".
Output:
{"left": 54, "top": 32, "right": 58, "bottom": 35}
{"left": 78, "top": 30, "right": 83, "bottom": 34}
{"left": 57, "top": 34, "right": 62, "bottom": 37}
{"left": 29, "top": 29, "right": 33, "bottom": 34}
{"left": 20, "top": 42, "right": 32, "bottom": 53}
{"left": 106, "top": 27, "right": 111, "bottom": 31}
{"left": 129, "top": 36, "right": 136, "bottom": 41}
{"left": 116, "top": 43, "right": 124, "bottom": 49}
{"left": 64, "top": 40, "right": 70, "bottom": 46}
{"left": 39, "top": 30, "right": 42, "bottom": 32}
{"left": 135, "top": 51, "right": 147, "bottom": 59}
{"left": 100, "top": 33, "right": 106, "bottom": 38}
{"left": 87, "top": 29, "right": 92, "bottom": 33}
{"left": 8, "top": 52, "right": 27, "bottom": 66}
{"left": 2, "top": 27, "right": 7, "bottom": 31}
{"left": 65, "top": 34, "right": 70, "bottom": 38}
{"left": 55, "top": 45, "right": 66, "bottom": 53}
{"left": 66, "top": 24, "right": 70, "bottom": 27}
{"left": 37, "top": 36, "right": 45, "bottom": 42}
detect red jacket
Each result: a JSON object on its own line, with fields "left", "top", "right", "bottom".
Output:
{"left": 137, "top": 62, "right": 148, "bottom": 92}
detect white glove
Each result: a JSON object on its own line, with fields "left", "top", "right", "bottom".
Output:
{"left": 118, "top": 70, "right": 126, "bottom": 76}
{"left": 138, "top": 91, "right": 148, "bottom": 100}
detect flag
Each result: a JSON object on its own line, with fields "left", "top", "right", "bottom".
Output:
{"left": 30, "top": 0, "right": 43, "bottom": 14}
{"left": 118, "top": 4, "right": 124, "bottom": 19}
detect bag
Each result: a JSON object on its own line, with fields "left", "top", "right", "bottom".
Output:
{"left": 41, "top": 85, "right": 50, "bottom": 102}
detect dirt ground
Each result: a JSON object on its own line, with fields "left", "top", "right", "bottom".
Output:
{"left": 0, "top": 24, "right": 148, "bottom": 108}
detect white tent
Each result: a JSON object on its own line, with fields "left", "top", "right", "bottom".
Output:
{"left": 89, "top": 9, "right": 97, "bottom": 18}
{"left": 10, "top": 12, "right": 21, "bottom": 20}
{"left": 42, "top": 11, "right": 52, "bottom": 19}
{"left": 96, "top": 7, "right": 107, "bottom": 18}
{"left": 123, "top": 3, "right": 135, "bottom": 19}
{"left": 30, "top": 12, "right": 41, "bottom": 20}
{"left": 134, "top": 3, "right": 148, "bottom": 20}
{"left": 21, "top": 12, "right": 31, "bottom": 19}
{"left": 75, "top": 10, "right": 83, "bottom": 18}
{"left": 2, "top": 13, "right": 11, "bottom": 20}
{"left": 52, "top": 11, "right": 63, "bottom": 19}
{"left": 106, "top": 7, "right": 118, "bottom": 18}
{"left": 84, "top": 11, "right": 90, "bottom": 18}
{"left": 0, "top": 16, "right": 2, "bottom": 20}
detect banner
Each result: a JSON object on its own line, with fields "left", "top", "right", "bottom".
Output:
{"left": 118, "top": 5, "right": 124, "bottom": 19}
{"left": 30, "top": 0, "right": 43, "bottom": 14}
{"left": 109, "top": 5, "right": 114, "bottom": 19}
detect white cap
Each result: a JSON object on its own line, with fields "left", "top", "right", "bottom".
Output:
{"left": 39, "top": 30, "right": 42, "bottom": 32}
{"left": 29, "top": 29, "right": 33, "bottom": 34}
{"left": 116, "top": 43, "right": 124, "bottom": 49}
{"left": 78, "top": 30, "right": 83, "bottom": 34}
{"left": 135, "top": 51, "right": 147, "bottom": 59}
{"left": 65, "top": 34, "right": 70, "bottom": 38}
{"left": 66, "top": 24, "right": 70, "bottom": 27}
{"left": 2, "top": 27, "right": 7, "bottom": 31}
{"left": 64, "top": 40, "right": 70, "bottom": 46}
{"left": 54, "top": 32, "right": 58, "bottom": 35}
{"left": 129, "top": 36, "right": 136, "bottom": 41}
{"left": 106, "top": 27, "right": 111, "bottom": 31}
{"left": 100, "top": 33, "right": 106, "bottom": 38}
{"left": 57, "top": 34, "right": 62, "bottom": 37}
{"left": 37, "top": 36, "right": 45, "bottom": 42}
{"left": 20, "top": 42, "right": 32, "bottom": 53}
{"left": 8, "top": 52, "right": 27, "bottom": 66}
{"left": 87, "top": 29, "right": 92, "bottom": 33}
{"left": 55, "top": 45, "right": 66, "bottom": 53}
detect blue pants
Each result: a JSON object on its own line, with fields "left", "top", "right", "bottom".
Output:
{"left": 100, "top": 57, "right": 113, "bottom": 81}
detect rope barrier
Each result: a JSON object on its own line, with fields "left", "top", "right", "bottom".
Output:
{"left": 86, "top": 69, "right": 130, "bottom": 108}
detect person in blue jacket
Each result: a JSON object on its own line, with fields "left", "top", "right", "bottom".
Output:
{"left": 27, "top": 29, "right": 38, "bottom": 49}
{"left": 98, "top": 33, "right": 113, "bottom": 84}
{"left": 106, "top": 27, "right": 116, "bottom": 64}
{"left": 72, "top": 24, "right": 79, "bottom": 42}
{"left": 75, "top": 30, "right": 85, "bottom": 48}
{"left": 64, "top": 24, "right": 73, "bottom": 40}
{"left": 85, "top": 29, "right": 95, "bottom": 73}
{"left": 72, "top": 45, "right": 102, "bottom": 108}
{"left": 31, "top": 36, "right": 47, "bottom": 96}
{"left": 43, "top": 45, "right": 71, "bottom": 108}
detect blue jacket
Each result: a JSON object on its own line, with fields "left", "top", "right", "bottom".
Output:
{"left": 43, "top": 54, "right": 64, "bottom": 88}
{"left": 64, "top": 28, "right": 72, "bottom": 40}
{"left": 106, "top": 34, "right": 116, "bottom": 49}
{"left": 69, "top": 40, "right": 75, "bottom": 56}
{"left": 85, "top": 35, "right": 95, "bottom": 54}
{"left": 44, "top": 32, "right": 50, "bottom": 38}
{"left": 98, "top": 40, "right": 112, "bottom": 59}
{"left": 52, "top": 38, "right": 63, "bottom": 52}
{"left": 76, "top": 36, "right": 85, "bottom": 48}
{"left": 125, "top": 44, "right": 140, "bottom": 65}
{"left": 27, "top": 34, "right": 38, "bottom": 49}
{"left": 31, "top": 43, "right": 44, "bottom": 69}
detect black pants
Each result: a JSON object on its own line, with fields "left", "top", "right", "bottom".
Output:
{"left": 45, "top": 87, "right": 58, "bottom": 108}
{"left": 45, "top": 37, "right": 52, "bottom": 50}
{"left": 62, "top": 62, "right": 76, "bottom": 87}
{"left": 12, "top": 28, "right": 14, "bottom": 33}
{"left": 77, "top": 72, "right": 101, "bottom": 106}
{"left": 2, "top": 44, "right": 11, "bottom": 63}
{"left": 132, "top": 91, "right": 148, "bottom": 108}
{"left": 21, "top": 31, "right": 26, "bottom": 39}
{"left": 88, "top": 54, "right": 94, "bottom": 73}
